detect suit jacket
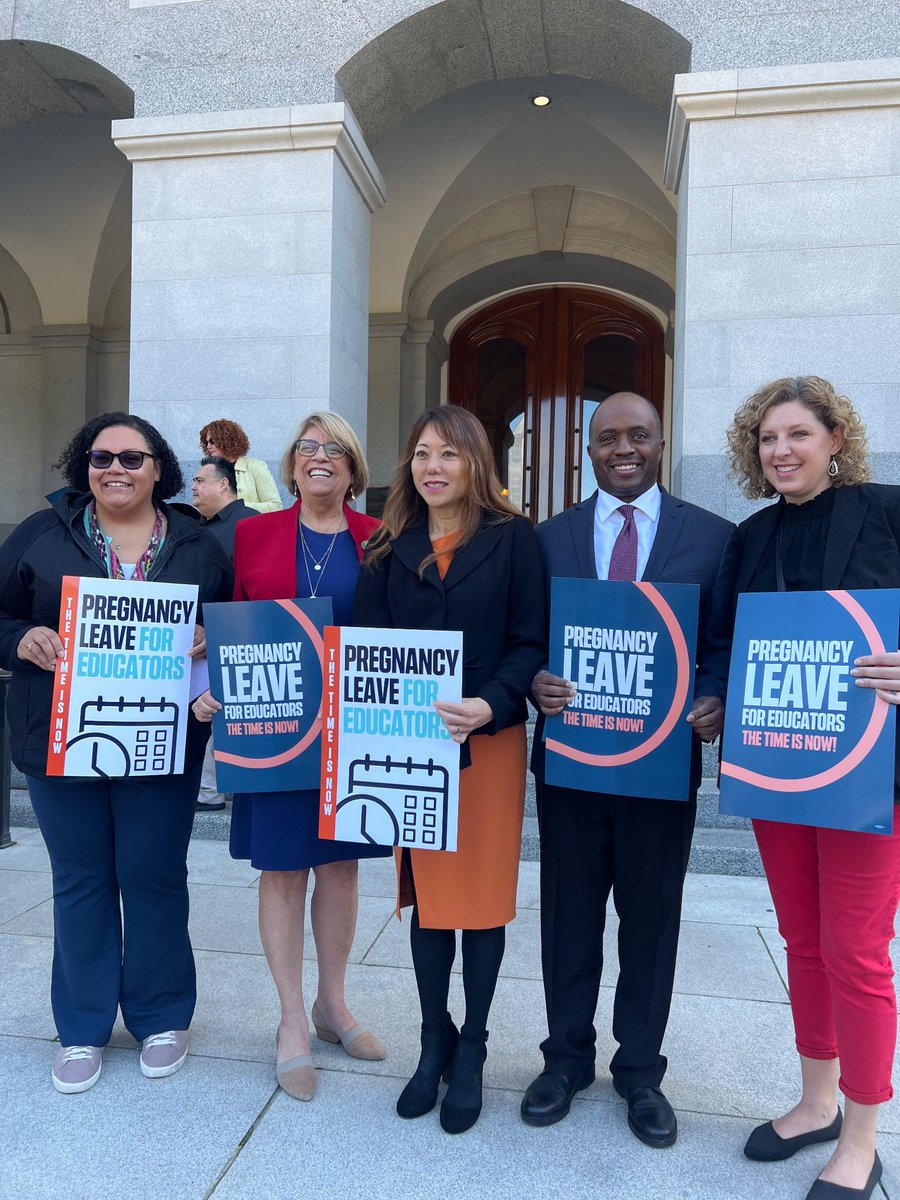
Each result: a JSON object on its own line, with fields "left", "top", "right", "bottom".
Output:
{"left": 354, "top": 513, "right": 547, "bottom": 768}
{"left": 531, "top": 487, "right": 735, "bottom": 792}
{"left": 233, "top": 499, "right": 379, "bottom": 601}
{"left": 715, "top": 482, "right": 900, "bottom": 791}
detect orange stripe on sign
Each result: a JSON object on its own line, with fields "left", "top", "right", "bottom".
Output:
{"left": 46, "top": 575, "right": 80, "bottom": 776}
{"left": 318, "top": 625, "right": 341, "bottom": 840}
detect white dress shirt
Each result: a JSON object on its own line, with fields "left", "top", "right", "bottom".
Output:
{"left": 592, "top": 484, "right": 662, "bottom": 581}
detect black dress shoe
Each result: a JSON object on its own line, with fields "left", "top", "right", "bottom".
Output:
{"left": 520, "top": 1068, "right": 595, "bottom": 1127}
{"left": 397, "top": 1016, "right": 459, "bottom": 1119}
{"left": 614, "top": 1080, "right": 677, "bottom": 1148}
{"left": 804, "top": 1152, "right": 882, "bottom": 1199}
{"left": 744, "top": 1110, "right": 842, "bottom": 1161}
{"left": 440, "top": 1030, "right": 488, "bottom": 1134}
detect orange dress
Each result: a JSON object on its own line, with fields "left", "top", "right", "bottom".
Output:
{"left": 396, "top": 532, "right": 526, "bottom": 929}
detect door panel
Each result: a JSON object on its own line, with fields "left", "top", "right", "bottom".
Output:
{"left": 449, "top": 287, "right": 664, "bottom": 518}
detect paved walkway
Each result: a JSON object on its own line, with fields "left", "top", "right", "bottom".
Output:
{"left": 1, "top": 824, "right": 896, "bottom": 1199}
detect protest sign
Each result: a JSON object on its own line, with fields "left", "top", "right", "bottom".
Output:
{"left": 719, "top": 589, "right": 900, "bottom": 833}
{"left": 47, "top": 576, "right": 198, "bottom": 777}
{"left": 543, "top": 578, "right": 699, "bottom": 801}
{"left": 320, "top": 627, "right": 463, "bottom": 851}
{"left": 203, "top": 598, "right": 331, "bottom": 794}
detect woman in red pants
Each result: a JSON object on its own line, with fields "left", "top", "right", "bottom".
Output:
{"left": 720, "top": 376, "right": 900, "bottom": 1200}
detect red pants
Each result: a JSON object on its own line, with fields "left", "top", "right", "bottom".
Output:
{"left": 754, "top": 818, "right": 900, "bottom": 1104}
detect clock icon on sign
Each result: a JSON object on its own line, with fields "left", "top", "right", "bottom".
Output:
{"left": 335, "top": 794, "right": 400, "bottom": 846}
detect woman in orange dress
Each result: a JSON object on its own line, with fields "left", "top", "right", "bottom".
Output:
{"left": 355, "top": 405, "right": 546, "bottom": 1133}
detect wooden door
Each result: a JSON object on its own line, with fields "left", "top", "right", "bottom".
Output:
{"left": 449, "top": 287, "right": 664, "bottom": 521}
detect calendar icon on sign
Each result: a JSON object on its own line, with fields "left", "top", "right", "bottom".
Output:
{"left": 335, "top": 755, "right": 451, "bottom": 851}
{"left": 63, "top": 696, "right": 180, "bottom": 778}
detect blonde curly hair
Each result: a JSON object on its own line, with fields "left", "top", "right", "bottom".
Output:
{"left": 726, "top": 376, "right": 870, "bottom": 500}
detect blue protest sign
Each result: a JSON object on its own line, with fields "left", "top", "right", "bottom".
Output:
{"left": 203, "top": 597, "right": 331, "bottom": 793}
{"left": 719, "top": 590, "right": 899, "bottom": 833}
{"left": 544, "top": 578, "right": 699, "bottom": 801}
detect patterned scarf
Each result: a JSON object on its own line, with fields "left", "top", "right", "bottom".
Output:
{"left": 86, "top": 501, "right": 166, "bottom": 580}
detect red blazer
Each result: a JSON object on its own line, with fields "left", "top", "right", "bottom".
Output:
{"left": 232, "top": 499, "right": 379, "bottom": 601}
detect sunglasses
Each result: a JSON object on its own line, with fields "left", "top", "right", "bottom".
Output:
{"left": 295, "top": 438, "right": 347, "bottom": 460}
{"left": 86, "top": 450, "right": 155, "bottom": 470}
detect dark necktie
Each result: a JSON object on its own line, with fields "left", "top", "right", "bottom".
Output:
{"left": 607, "top": 504, "right": 637, "bottom": 581}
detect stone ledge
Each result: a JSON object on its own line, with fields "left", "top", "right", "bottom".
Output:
{"left": 113, "top": 103, "right": 386, "bottom": 213}
{"left": 665, "top": 57, "right": 900, "bottom": 193}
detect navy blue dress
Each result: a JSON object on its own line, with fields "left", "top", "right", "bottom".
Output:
{"left": 229, "top": 527, "right": 392, "bottom": 870}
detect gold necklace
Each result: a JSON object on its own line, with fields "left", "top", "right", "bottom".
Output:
{"left": 299, "top": 518, "right": 344, "bottom": 598}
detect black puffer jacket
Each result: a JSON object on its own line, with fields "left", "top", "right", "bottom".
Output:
{"left": 0, "top": 489, "right": 233, "bottom": 777}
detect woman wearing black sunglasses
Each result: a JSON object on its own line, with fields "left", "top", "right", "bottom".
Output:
{"left": 0, "top": 411, "right": 232, "bottom": 1094}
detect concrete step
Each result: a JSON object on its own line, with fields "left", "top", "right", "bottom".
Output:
{"left": 11, "top": 787, "right": 762, "bottom": 875}
{"left": 519, "top": 815, "right": 762, "bottom": 875}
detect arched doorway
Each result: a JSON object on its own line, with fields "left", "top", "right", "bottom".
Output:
{"left": 449, "top": 287, "right": 664, "bottom": 522}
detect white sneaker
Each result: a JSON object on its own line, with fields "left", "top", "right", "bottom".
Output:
{"left": 52, "top": 1045, "right": 103, "bottom": 1094}
{"left": 140, "top": 1030, "right": 189, "bottom": 1078}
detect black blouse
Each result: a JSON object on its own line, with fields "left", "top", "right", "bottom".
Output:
{"left": 747, "top": 488, "right": 835, "bottom": 593}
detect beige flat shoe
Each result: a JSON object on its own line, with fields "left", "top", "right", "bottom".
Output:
{"left": 311, "top": 1001, "right": 386, "bottom": 1061}
{"left": 275, "top": 1034, "right": 316, "bottom": 1101}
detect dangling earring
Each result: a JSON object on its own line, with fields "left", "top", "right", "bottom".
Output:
{"left": 827, "top": 456, "right": 839, "bottom": 478}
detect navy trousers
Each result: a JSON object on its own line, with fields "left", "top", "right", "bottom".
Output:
{"left": 536, "top": 780, "right": 696, "bottom": 1089}
{"left": 27, "top": 766, "right": 200, "bottom": 1046}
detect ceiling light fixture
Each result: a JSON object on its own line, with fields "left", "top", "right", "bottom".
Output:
{"left": 531, "top": 95, "right": 551, "bottom": 107}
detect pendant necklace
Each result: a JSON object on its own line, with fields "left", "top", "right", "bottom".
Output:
{"left": 300, "top": 517, "right": 343, "bottom": 599}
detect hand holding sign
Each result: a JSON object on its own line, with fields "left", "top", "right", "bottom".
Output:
{"left": 852, "top": 650, "right": 900, "bottom": 704}
{"left": 434, "top": 697, "right": 493, "bottom": 744}
{"left": 17, "top": 625, "right": 64, "bottom": 671}
{"left": 686, "top": 695, "right": 725, "bottom": 742}
{"left": 532, "top": 669, "right": 576, "bottom": 717}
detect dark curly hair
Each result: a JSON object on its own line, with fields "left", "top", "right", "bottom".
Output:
{"left": 198, "top": 419, "right": 250, "bottom": 460}
{"left": 55, "top": 411, "right": 184, "bottom": 502}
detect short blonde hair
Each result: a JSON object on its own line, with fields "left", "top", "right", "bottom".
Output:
{"left": 727, "top": 376, "right": 870, "bottom": 500}
{"left": 280, "top": 411, "right": 369, "bottom": 501}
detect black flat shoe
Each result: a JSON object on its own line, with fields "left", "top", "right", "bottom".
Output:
{"left": 440, "top": 1030, "right": 488, "bottom": 1134}
{"left": 804, "top": 1152, "right": 882, "bottom": 1199}
{"left": 744, "top": 1110, "right": 843, "bottom": 1161}
{"left": 396, "top": 1016, "right": 459, "bottom": 1119}
{"left": 520, "top": 1068, "right": 595, "bottom": 1127}
{"left": 613, "top": 1080, "right": 677, "bottom": 1148}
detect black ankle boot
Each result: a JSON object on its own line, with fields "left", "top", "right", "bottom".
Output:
{"left": 440, "top": 1030, "right": 488, "bottom": 1134}
{"left": 396, "top": 1016, "right": 459, "bottom": 1119}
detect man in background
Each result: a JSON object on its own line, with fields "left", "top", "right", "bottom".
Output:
{"left": 191, "top": 456, "right": 253, "bottom": 810}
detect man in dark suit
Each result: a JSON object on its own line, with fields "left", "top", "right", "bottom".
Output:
{"left": 191, "top": 456, "right": 255, "bottom": 559}
{"left": 191, "top": 456, "right": 253, "bottom": 810}
{"left": 520, "top": 392, "right": 733, "bottom": 1147}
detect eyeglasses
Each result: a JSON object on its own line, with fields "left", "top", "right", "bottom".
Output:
{"left": 86, "top": 450, "right": 155, "bottom": 470}
{"left": 200, "top": 439, "right": 216, "bottom": 450}
{"left": 295, "top": 439, "right": 347, "bottom": 460}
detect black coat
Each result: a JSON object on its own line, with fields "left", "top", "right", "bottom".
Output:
{"left": 0, "top": 489, "right": 234, "bottom": 776}
{"left": 531, "top": 488, "right": 735, "bottom": 791}
{"left": 714, "top": 482, "right": 900, "bottom": 792}
{"left": 353, "top": 513, "right": 547, "bottom": 767}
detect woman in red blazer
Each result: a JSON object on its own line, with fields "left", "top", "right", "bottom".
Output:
{"left": 195, "top": 412, "right": 390, "bottom": 1102}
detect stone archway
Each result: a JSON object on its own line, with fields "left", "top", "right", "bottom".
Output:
{"left": 0, "top": 40, "right": 134, "bottom": 529}
{"left": 349, "top": 3, "right": 689, "bottom": 495}
{"left": 336, "top": 0, "right": 692, "bottom": 148}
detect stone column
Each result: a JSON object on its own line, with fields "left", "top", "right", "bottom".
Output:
{"left": 367, "top": 314, "right": 447, "bottom": 504}
{"left": 112, "top": 104, "right": 385, "bottom": 492}
{"left": 31, "top": 324, "right": 102, "bottom": 495}
{"left": 665, "top": 59, "right": 900, "bottom": 519}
